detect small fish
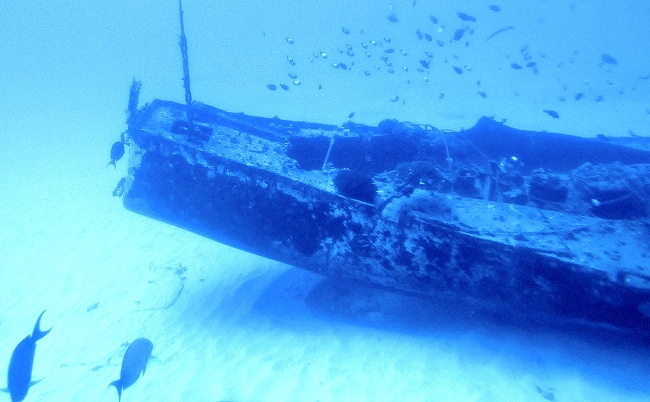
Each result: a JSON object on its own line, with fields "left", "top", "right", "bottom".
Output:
{"left": 107, "top": 141, "right": 125, "bottom": 169}
{"left": 266, "top": 84, "right": 277, "bottom": 91}
{"left": 510, "top": 63, "right": 523, "bottom": 69}
{"left": 600, "top": 54, "right": 618, "bottom": 65}
{"left": 543, "top": 109, "right": 559, "bottom": 118}
{"left": 384, "top": 48, "right": 395, "bottom": 54}
{"left": 419, "top": 60, "right": 430, "bottom": 69}
{"left": 489, "top": 5, "right": 501, "bottom": 12}
{"left": 109, "top": 338, "right": 153, "bottom": 402}
{"left": 424, "top": 33, "right": 432, "bottom": 42}
{"left": 348, "top": 112, "right": 355, "bottom": 119}
{"left": 574, "top": 92, "right": 584, "bottom": 100}
{"left": 341, "top": 27, "right": 350, "bottom": 35}
{"left": 429, "top": 16, "right": 438, "bottom": 24}
{"left": 452, "top": 28, "right": 466, "bottom": 41}
{"left": 2, "top": 311, "right": 51, "bottom": 402}
{"left": 280, "top": 84, "right": 289, "bottom": 90}
{"left": 457, "top": 12, "right": 476, "bottom": 22}
{"left": 416, "top": 29, "right": 423, "bottom": 40}
{"left": 453, "top": 66, "right": 463, "bottom": 74}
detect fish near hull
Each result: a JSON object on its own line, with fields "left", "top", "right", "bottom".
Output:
{"left": 107, "top": 141, "right": 125, "bottom": 169}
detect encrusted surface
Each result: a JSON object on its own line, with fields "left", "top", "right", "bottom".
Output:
{"left": 123, "top": 99, "right": 650, "bottom": 334}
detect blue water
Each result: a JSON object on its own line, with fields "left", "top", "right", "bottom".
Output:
{"left": 1, "top": 1, "right": 649, "bottom": 401}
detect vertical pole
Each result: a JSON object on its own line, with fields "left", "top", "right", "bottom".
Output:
{"left": 178, "top": 0, "right": 194, "bottom": 133}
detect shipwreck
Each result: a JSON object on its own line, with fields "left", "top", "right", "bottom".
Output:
{"left": 116, "top": 1, "right": 650, "bottom": 336}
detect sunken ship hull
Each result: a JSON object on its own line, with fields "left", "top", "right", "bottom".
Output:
{"left": 121, "top": 99, "right": 650, "bottom": 335}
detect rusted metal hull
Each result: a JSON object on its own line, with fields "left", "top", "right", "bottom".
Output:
{"left": 121, "top": 99, "right": 650, "bottom": 335}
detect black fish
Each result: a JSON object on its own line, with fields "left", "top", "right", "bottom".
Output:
{"left": 267, "top": 84, "right": 277, "bottom": 91}
{"left": 543, "top": 109, "right": 559, "bottom": 118}
{"left": 489, "top": 5, "right": 501, "bottom": 12}
{"left": 510, "top": 63, "right": 523, "bottom": 69}
{"left": 452, "top": 28, "right": 466, "bottom": 41}
{"left": 457, "top": 12, "right": 476, "bottom": 22}
{"left": 107, "top": 141, "right": 125, "bottom": 169}
{"left": 600, "top": 54, "right": 618, "bottom": 65}
{"left": 109, "top": 338, "right": 153, "bottom": 402}
{"left": 3, "top": 310, "right": 51, "bottom": 402}
{"left": 453, "top": 66, "right": 463, "bottom": 74}
{"left": 348, "top": 112, "right": 355, "bottom": 119}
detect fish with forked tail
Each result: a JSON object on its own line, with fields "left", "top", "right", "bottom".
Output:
{"left": 109, "top": 338, "right": 153, "bottom": 402}
{"left": 2, "top": 310, "right": 51, "bottom": 402}
{"left": 107, "top": 131, "right": 127, "bottom": 169}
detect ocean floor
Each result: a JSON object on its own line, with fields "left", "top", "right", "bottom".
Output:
{"left": 2, "top": 1, "right": 650, "bottom": 401}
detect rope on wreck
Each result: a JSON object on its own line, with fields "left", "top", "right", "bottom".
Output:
{"left": 178, "top": 0, "right": 194, "bottom": 134}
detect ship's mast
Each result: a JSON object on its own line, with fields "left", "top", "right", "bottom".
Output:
{"left": 178, "top": 0, "right": 194, "bottom": 131}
